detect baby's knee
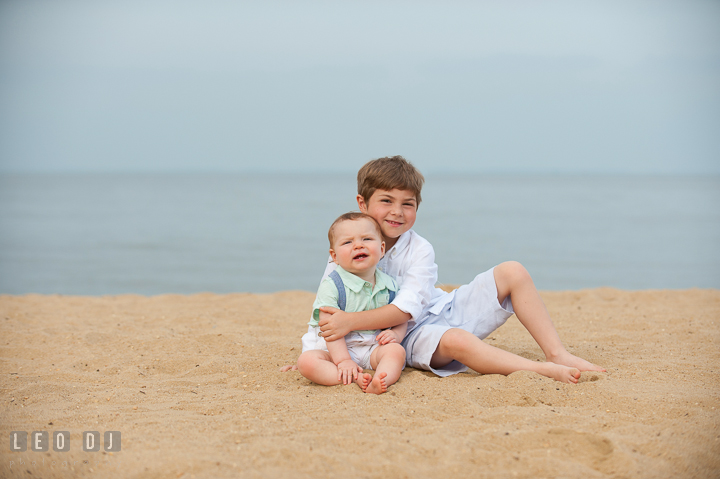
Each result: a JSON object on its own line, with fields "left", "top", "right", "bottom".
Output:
{"left": 381, "top": 342, "right": 406, "bottom": 360}
{"left": 390, "top": 342, "right": 406, "bottom": 359}
{"left": 296, "top": 351, "right": 317, "bottom": 376}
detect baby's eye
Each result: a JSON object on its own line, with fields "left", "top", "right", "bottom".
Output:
{"left": 342, "top": 240, "right": 352, "bottom": 245}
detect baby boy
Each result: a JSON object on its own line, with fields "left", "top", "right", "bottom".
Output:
{"left": 297, "top": 212, "right": 407, "bottom": 394}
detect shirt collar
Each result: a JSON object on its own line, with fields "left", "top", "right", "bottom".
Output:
{"left": 387, "top": 229, "right": 412, "bottom": 256}
{"left": 373, "top": 268, "right": 397, "bottom": 292}
{"left": 334, "top": 266, "right": 396, "bottom": 293}
{"left": 334, "top": 266, "right": 371, "bottom": 293}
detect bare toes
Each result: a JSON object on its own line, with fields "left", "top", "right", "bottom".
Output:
{"left": 356, "top": 373, "right": 372, "bottom": 392}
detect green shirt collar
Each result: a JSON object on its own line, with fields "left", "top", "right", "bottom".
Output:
{"left": 334, "top": 265, "right": 397, "bottom": 294}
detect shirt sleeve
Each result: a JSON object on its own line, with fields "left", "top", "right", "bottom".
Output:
{"left": 309, "top": 278, "right": 340, "bottom": 327}
{"left": 390, "top": 238, "right": 439, "bottom": 321}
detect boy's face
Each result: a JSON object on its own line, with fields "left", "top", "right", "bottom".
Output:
{"left": 329, "top": 218, "right": 385, "bottom": 279}
{"left": 357, "top": 189, "right": 417, "bottom": 241}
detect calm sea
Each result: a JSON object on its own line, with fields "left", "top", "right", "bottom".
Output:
{"left": 0, "top": 173, "right": 718, "bottom": 295}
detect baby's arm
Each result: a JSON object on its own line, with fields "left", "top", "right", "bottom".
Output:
{"left": 325, "top": 336, "right": 362, "bottom": 384}
{"left": 375, "top": 320, "right": 408, "bottom": 345}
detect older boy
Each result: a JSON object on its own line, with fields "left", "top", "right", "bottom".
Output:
{"left": 308, "top": 156, "right": 604, "bottom": 384}
{"left": 297, "top": 212, "right": 407, "bottom": 394}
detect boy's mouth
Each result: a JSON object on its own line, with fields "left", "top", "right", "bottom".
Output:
{"left": 386, "top": 220, "right": 403, "bottom": 227}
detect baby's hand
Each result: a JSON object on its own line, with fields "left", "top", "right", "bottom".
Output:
{"left": 336, "top": 359, "right": 362, "bottom": 385}
{"left": 376, "top": 329, "right": 400, "bottom": 345}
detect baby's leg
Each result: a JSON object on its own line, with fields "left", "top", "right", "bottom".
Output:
{"left": 296, "top": 350, "right": 342, "bottom": 386}
{"left": 493, "top": 261, "right": 605, "bottom": 372}
{"left": 366, "top": 343, "right": 406, "bottom": 395}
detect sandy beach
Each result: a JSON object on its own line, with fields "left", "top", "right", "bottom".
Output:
{"left": 1, "top": 288, "right": 719, "bottom": 478}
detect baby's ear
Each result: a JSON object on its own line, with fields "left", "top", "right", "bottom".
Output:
{"left": 329, "top": 248, "right": 338, "bottom": 264}
{"left": 380, "top": 241, "right": 385, "bottom": 258}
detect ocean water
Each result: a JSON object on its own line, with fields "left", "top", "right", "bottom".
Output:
{"left": 0, "top": 173, "right": 718, "bottom": 295}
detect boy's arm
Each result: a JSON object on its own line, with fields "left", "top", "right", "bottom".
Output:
{"left": 317, "top": 257, "right": 410, "bottom": 338}
{"left": 320, "top": 241, "right": 437, "bottom": 341}
{"left": 318, "top": 304, "right": 410, "bottom": 342}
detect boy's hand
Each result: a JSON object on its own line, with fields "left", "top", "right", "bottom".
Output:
{"left": 318, "top": 307, "right": 353, "bottom": 341}
{"left": 336, "top": 359, "right": 362, "bottom": 385}
{"left": 376, "top": 329, "right": 401, "bottom": 345}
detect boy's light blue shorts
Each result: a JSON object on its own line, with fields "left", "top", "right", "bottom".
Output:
{"left": 401, "top": 267, "right": 514, "bottom": 377}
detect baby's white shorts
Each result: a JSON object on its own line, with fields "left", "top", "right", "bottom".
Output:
{"left": 301, "top": 327, "right": 382, "bottom": 370}
{"left": 345, "top": 331, "right": 381, "bottom": 370}
{"left": 402, "top": 266, "right": 514, "bottom": 377}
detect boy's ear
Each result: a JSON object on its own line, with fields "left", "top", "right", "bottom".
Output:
{"left": 356, "top": 194, "right": 368, "bottom": 213}
{"left": 329, "top": 248, "right": 338, "bottom": 264}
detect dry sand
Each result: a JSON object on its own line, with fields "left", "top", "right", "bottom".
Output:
{"left": 1, "top": 288, "right": 719, "bottom": 478}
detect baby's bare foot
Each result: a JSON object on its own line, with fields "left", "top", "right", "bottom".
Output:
{"left": 365, "top": 372, "right": 388, "bottom": 395}
{"left": 356, "top": 373, "right": 372, "bottom": 392}
{"left": 547, "top": 351, "right": 606, "bottom": 372}
{"left": 279, "top": 364, "right": 297, "bottom": 372}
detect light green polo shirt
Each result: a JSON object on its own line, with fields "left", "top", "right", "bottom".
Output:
{"left": 310, "top": 266, "right": 398, "bottom": 334}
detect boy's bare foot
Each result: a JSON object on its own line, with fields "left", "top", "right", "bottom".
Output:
{"left": 279, "top": 364, "right": 298, "bottom": 372}
{"left": 356, "top": 373, "right": 372, "bottom": 392}
{"left": 547, "top": 351, "right": 606, "bottom": 372}
{"left": 539, "top": 363, "right": 581, "bottom": 384}
{"left": 365, "top": 372, "right": 388, "bottom": 395}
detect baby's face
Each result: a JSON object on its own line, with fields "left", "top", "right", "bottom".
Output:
{"left": 329, "top": 218, "right": 385, "bottom": 279}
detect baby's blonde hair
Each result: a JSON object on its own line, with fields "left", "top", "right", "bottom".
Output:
{"left": 328, "top": 212, "right": 383, "bottom": 248}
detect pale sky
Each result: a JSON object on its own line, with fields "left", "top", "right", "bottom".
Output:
{"left": 1, "top": 1, "right": 718, "bottom": 174}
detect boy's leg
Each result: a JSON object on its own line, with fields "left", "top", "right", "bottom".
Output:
{"left": 366, "top": 343, "right": 406, "bottom": 394}
{"left": 493, "top": 261, "right": 605, "bottom": 372}
{"left": 431, "top": 328, "right": 581, "bottom": 384}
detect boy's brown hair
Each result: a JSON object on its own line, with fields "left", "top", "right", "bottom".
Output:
{"left": 357, "top": 155, "right": 425, "bottom": 208}
{"left": 328, "top": 212, "right": 384, "bottom": 248}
